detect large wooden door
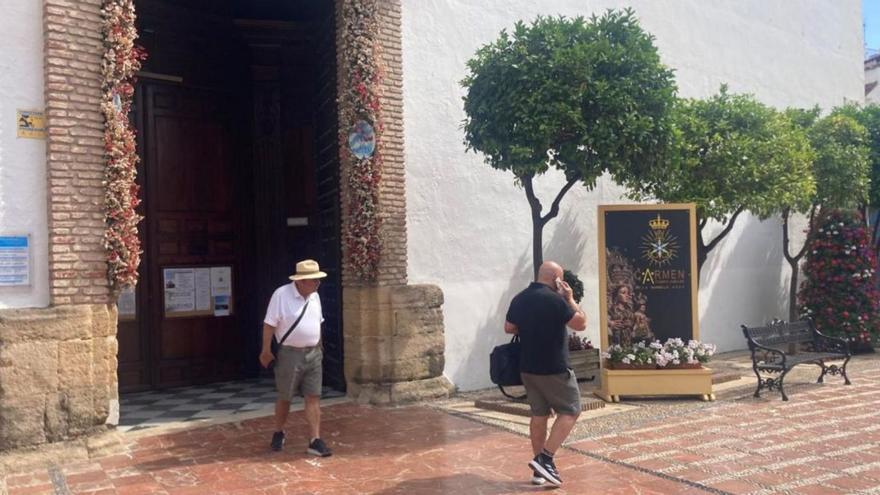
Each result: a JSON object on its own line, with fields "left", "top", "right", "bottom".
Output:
{"left": 140, "top": 82, "right": 244, "bottom": 389}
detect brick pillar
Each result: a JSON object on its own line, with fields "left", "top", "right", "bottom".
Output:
{"left": 337, "top": 0, "right": 454, "bottom": 403}
{"left": 44, "top": 0, "right": 110, "bottom": 306}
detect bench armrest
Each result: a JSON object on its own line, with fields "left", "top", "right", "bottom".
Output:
{"left": 812, "top": 328, "right": 851, "bottom": 356}
{"left": 746, "top": 341, "right": 787, "bottom": 366}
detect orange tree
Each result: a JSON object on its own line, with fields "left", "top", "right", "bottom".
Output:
{"left": 461, "top": 10, "right": 676, "bottom": 277}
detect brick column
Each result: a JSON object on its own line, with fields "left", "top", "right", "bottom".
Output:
{"left": 44, "top": 0, "right": 110, "bottom": 306}
{"left": 338, "top": 0, "right": 454, "bottom": 403}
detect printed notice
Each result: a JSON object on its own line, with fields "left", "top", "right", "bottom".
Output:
{"left": 194, "top": 268, "right": 211, "bottom": 311}
{"left": 118, "top": 286, "right": 136, "bottom": 319}
{"left": 163, "top": 268, "right": 195, "bottom": 313}
{"left": 210, "top": 266, "right": 232, "bottom": 316}
{"left": 0, "top": 236, "right": 30, "bottom": 286}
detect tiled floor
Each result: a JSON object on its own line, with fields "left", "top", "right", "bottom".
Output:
{"left": 119, "top": 379, "right": 345, "bottom": 432}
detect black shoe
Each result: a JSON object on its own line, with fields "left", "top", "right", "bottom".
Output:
{"left": 307, "top": 438, "right": 332, "bottom": 457}
{"left": 270, "top": 431, "right": 285, "bottom": 452}
{"left": 529, "top": 453, "right": 561, "bottom": 486}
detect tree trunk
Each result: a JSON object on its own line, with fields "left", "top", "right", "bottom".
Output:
{"left": 696, "top": 206, "right": 745, "bottom": 281}
{"left": 788, "top": 262, "right": 799, "bottom": 322}
{"left": 521, "top": 174, "right": 579, "bottom": 279}
{"left": 782, "top": 205, "right": 816, "bottom": 322}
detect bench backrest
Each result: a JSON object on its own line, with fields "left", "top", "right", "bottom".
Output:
{"left": 742, "top": 320, "right": 813, "bottom": 348}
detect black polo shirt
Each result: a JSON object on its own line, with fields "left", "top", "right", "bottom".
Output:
{"left": 505, "top": 282, "right": 576, "bottom": 375}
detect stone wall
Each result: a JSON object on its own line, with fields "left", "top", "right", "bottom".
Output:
{"left": 0, "top": 305, "right": 118, "bottom": 450}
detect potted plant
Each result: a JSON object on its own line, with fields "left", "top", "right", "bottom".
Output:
{"left": 568, "top": 333, "right": 599, "bottom": 379}
{"left": 602, "top": 342, "right": 655, "bottom": 370}
{"left": 602, "top": 339, "right": 716, "bottom": 370}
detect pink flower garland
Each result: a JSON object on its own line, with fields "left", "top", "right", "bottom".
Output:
{"left": 101, "top": 0, "right": 146, "bottom": 291}
{"left": 341, "top": 0, "right": 383, "bottom": 282}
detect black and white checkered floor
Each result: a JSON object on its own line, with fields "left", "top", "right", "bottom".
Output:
{"left": 118, "top": 378, "right": 345, "bottom": 432}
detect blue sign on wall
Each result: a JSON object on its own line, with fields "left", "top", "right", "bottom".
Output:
{"left": 0, "top": 236, "right": 30, "bottom": 286}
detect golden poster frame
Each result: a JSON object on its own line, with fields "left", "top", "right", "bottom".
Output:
{"left": 594, "top": 203, "right": 713, "bottom": 402}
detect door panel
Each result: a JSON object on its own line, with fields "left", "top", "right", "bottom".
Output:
{"left": 144, "top": 82, "right": 243, "bottom": 389}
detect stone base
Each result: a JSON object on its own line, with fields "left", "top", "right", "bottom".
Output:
{"left": 343, "top": 284, "right": 454, "bottom": 404}
{"left": 348, "top": 375, "right": 455, "bottom": 405}
{"left": 0, "top": 426, "right": 122, "bottom": 474}
{"left": 0, "top": 304, "right": 118, "bottom": 451}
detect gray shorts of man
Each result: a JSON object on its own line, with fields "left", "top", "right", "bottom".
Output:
{"left": 520, "top": 368, "right": 581, "bottom": 416}
{"left": 274, "top": 345, "right": 323, "bottom": 401}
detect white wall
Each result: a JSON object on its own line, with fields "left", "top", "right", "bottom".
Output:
{"left": 868, "top": 55, "right": 880, "bottom": 104}
{"left": 0, "top": 1, "right": 48, "bottom": 308}
{"left": 402, "top": 0, "right": 864, "bottom": 390}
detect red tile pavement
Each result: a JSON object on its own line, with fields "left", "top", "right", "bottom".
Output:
{"left": 3, "top": 403, "right": 710, "bottom": 495}
{"left": 5, "top": 359, "right": 880, "bottom": 494}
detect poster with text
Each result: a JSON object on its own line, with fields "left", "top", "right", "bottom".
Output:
{"left": 598, "top": 204, "right": 699, "bottom": 350}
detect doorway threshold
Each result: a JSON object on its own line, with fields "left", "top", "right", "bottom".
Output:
{"left": 118, "top": 378, "right": 346, "bottom": 433}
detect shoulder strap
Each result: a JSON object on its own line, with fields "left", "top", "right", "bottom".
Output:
{"left": 277, "top": 299, "right": 311, "bottom": 347}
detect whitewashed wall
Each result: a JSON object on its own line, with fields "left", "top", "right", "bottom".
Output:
{"left": 868, "top": 56, "right": 880, "bottom": 104}
{"left": 402, "top": 0, "right": 864, "bottom": 390}
{"left": 0, "top": 1, "right": 48, "bottom": 308}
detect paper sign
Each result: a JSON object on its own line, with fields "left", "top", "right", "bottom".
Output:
{"left": 118, "top": 286, "right": 136, "bottom": 319}
{"left": 17, "top": 110, "right": 46, "bottom": 139}
{"left": 0, "top": 236, "right": 30, "bottom": 286}
{"left": 194, "top": 268, "right": 211, "bottom": 311}
{"left": 163, "top": 268, "right": 195, "bottom": 313}
{"left": 210, "top": 266, "right": 232, "bottom": 316}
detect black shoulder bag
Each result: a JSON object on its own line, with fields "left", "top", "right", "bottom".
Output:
{"left": 489, "top": 335, "right": 527, "bottom": 400}
{"left": 270, "top": 300, "right": 311, "bottom": 358}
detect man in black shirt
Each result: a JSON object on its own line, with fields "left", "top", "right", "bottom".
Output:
{"left": 505, "top": 261, "right": 587, "bottom": 487}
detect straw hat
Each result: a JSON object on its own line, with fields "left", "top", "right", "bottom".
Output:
{"left": 289, "top": 259, "right": 328, "bottom": 281}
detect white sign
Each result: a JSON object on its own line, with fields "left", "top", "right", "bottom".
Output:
{"left": 163, "top": 268, "right": 195, "bottom": 313}
{"left": 194, "top": 268, "right": 211, "bottom": 311}
{"left": 0, "top": 236, "right": 30, "bottom": 286}
{"left": 118, "top": 286, "right": 136, "bottom": 318}
{"left": 210, "top": 266, "right": 232, "bottom": 316}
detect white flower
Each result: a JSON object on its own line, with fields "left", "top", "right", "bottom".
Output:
{"left": 626, "top": 354, "right": 636, "bottom": 361}
{"left": 622, "top": 357, "right": 632, "bottom": 364}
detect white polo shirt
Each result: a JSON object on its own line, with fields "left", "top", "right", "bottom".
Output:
{"left": 263, "top": 282, "right": 324, "bottom": 347}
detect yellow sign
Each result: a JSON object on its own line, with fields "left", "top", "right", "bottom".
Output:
{"left": 16, "top": 110, "right": 46, "bottom": 139}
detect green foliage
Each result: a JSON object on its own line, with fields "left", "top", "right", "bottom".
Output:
{"left": 832, "top": 104, "right": 880, "bottom": 206}
{"left": 461, "top": 9, "right": 677, "bottom": 186}
{"left": 626, "top": 87, "right": 815, "bottom": 223}
{"left": 563, "top": 269, "right": 583, "bottom": 303}
{"left": 808, "top": 114, "right": 870, "bottom": 209}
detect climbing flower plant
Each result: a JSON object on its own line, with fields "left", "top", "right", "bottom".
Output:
{"left": 101, "top": 0, "right": 146, "bottom": 291}
{"left": 340, "top": 0, "right": 383, "bottom": 282}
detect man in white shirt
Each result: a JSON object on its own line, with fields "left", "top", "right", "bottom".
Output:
{"left": 259, "top": 259, "right": 331, "bottom": 456}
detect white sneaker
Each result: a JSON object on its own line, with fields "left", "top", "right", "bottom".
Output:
{"left": 531, "top": 471, "right": 546, "bottom": 486}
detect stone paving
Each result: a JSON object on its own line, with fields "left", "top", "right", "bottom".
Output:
{"left": 2, "top": 354, "right": 879, "bottom": 494}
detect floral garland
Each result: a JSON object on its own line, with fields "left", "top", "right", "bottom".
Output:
{"left": 340, "top": 0, "right": 383, "bottom": 282}
{"left": 101, "top": 0, "right": 146, "bottom": 291}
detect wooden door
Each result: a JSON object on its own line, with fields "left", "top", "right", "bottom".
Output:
{"left": 142, "top": 82, "right": 243, "bottom": 388}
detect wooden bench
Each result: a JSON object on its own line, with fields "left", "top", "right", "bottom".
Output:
{"left": 741, "top": 319, "right": 851, "bottom": 401}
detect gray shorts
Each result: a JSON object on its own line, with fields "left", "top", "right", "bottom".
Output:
{"left": 521, "top": 369, "right": 581, "bottom": 417}
{"left": 274, "top": 346, "right": 323, "bottom": 401}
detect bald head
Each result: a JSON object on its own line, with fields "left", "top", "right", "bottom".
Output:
{"left": 537, "top": 261, "right": 563, "bottom": 286}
